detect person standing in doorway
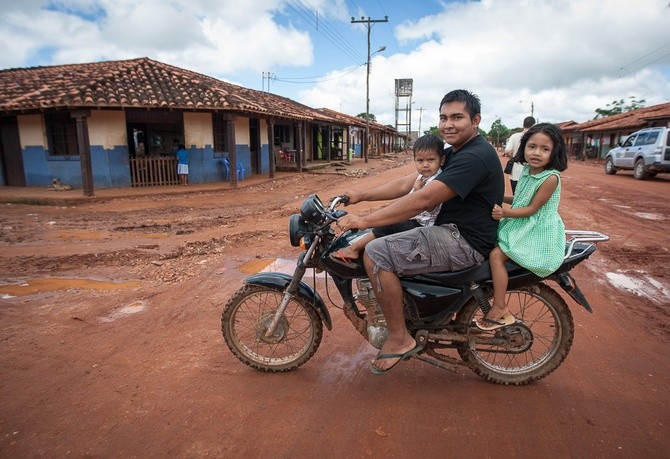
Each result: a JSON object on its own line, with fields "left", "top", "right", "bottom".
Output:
{"left": 505, "top": 116, "right": 535, "bottom": 194}
{"left": 176, "top": 144, "right": 189, "bottom": 186}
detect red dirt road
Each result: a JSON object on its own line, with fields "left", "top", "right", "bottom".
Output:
{"left": 0, "top": 155, "right": 668, "bottom": 457}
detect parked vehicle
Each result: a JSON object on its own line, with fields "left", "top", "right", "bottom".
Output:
{"left": 220, "top": 194, "right": 609, "bottom": 386}
{"left": 605, "top": 127, "right": 670, "bottom": 179}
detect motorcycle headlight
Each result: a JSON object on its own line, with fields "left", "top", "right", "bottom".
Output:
{"left": 300, "top": 194, "right": 326, "bottom": 224}
{"left": 289, "top": 214, "right": 310, "bottom": 247}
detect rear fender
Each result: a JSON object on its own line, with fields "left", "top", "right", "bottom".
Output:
{"left": 555, "top": 272, "right": 593, "bottom": 313}
{"left": 244, "top": 273, "right": 333, "bottom": 330}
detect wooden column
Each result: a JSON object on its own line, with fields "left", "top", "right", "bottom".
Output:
{"left": 326, "top": 126, "right": 332, "bottom": 163}
{"left": 297, "top": 121, "right": 303, "bottom": 173}
{"left": 72, "top": 109, "right": 93, "bottom": 197}
{"left": 225, "top": 114, "right": 237, "bottom": 187}
{"left": 267, "top": 118, "right": 275, "bottom": 178}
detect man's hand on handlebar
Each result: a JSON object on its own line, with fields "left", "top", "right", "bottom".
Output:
{"left": 336, "top": 213, "right": 366, "bottom": 233}
{"left": 341, "top": 190, "right": 363, "bottom": 205}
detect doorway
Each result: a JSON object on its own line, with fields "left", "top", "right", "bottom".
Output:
{"left": 0, "top": 117, "right": 26, "bottom": 187}
{"left": 249, "top": 118, "right": 260, "bottom": 174}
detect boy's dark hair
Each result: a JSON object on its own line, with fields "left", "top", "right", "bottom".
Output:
{"left": 523, "top": 116, "right": 536, "bottom": 128}
{"left": 439, "top": 89, "right": 481, "bottom": 119}
{"left": 513, "top": 123, "right": 568, "bottom": 172}
{"left": 178, "top": 143, "right": 185, "bottom": 150}
{"left": 413, "top": 134, "right": 445, "bottom": 157}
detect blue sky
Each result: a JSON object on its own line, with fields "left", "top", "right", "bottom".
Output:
{"left": 2, "top": 0, "right": 670, "bottom": 131}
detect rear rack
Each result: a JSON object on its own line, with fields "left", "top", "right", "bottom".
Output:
{"left": 564, "top": 230, "right": 609, "bottom": 259}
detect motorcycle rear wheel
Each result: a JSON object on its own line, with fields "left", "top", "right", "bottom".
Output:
{"left": 221, "top": 284, "right": 323, "bottom": 372}
{"left": 456, "top": 283, "right": 574, "bottom": 386}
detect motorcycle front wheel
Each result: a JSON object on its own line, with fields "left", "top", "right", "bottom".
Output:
{"left": 456, "top": 283, "right": 574, "bottom": 386}
{"left": 221, "top": 284, "right": 323, "bottom": 372}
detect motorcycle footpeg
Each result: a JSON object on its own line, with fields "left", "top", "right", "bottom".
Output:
{"left": 414, "top": 330, "right": 429, "bottom": 348}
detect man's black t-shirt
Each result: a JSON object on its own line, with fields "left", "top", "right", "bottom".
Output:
{"left": 434, "top": 135, "right": 504, "bottom": 256}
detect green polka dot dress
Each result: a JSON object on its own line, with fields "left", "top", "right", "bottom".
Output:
{"left": 497, "top": 166, "right": 565, "bottom": 277}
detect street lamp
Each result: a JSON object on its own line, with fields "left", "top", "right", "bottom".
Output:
{"left": 365, "top": 45, "right": 386, "bottom": 162}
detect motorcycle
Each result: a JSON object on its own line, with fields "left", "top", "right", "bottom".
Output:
{"left": 221, "top": 194, "right": 609, "bottom": 385}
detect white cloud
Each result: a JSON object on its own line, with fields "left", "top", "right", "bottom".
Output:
{"left": 1, "top": 0, "right": 669, "bottom": 133}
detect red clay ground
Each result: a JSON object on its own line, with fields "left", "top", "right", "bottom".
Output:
{"left": 0, "top": 154, "right": 668, "bottom": 457}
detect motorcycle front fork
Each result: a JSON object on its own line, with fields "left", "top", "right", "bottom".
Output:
{"left": 264, "top": 240, "right": 320, "bottom": 338}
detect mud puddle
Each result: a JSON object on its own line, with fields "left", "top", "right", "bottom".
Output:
{"left": 0, "top": 278, "right": 142, "bottom": 297}
{"left": 239, "top": 258, "right": 297, "bottom": 275}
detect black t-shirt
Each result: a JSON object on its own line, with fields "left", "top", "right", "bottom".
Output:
{"left": 434, "top": 135, "right": 504, "bottom": 256}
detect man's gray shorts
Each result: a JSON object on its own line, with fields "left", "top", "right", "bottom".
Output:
{"left": 365, "top": 224, "right": 485, "bottom": 278}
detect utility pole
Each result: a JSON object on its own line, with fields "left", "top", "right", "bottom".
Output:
{"left": 351, "top": 15, "right": 388, "bottom": 163}
{"left": 417, "top": 107, "right": 424, "bottom": 137}
{"left": 262, "top": 72, "right": 275, "bottom": 93}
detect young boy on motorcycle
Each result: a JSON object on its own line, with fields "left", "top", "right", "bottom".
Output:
{"left": 329, "top": 134, "right": 446, "bottom": 268}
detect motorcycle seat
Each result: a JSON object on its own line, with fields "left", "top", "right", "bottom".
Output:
{"left": 411, "top": 259, "right": 524, "bottom": 285}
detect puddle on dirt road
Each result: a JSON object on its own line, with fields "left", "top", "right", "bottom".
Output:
{"left": 100, "top": 300, "right": 147, "bottom": 323}
{"left": 0, "top": 278, "right": 142, "bottom": 297}
{"left": 606, "top": 271, "right": 670, "bottom": 305}
{"left": 239, "top": 258, "right": 297, "bottom": 275}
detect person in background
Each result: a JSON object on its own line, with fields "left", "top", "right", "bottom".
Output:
{"left": 478, "top": 123, "right": 568, "bottom": 330}
{"left": 176, "top": 143, "right": 189, "bottom": 186}
{"left": 505, "top": 116, "right": 536, "bottom": 193}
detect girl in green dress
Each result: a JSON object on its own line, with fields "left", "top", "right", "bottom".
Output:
{"left": 477, "top": 123, "right": 568, "bottom": 331}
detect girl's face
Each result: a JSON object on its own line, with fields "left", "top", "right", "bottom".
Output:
{"left": 414, "top": 148, "right": 445, "bottom": 177}
{"left": 524, "top": 132, "right": 553, "bottom": 173}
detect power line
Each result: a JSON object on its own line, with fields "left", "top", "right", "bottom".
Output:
{"left": 273, "top": 65, "right": 364, "bottom": 84}
{"left": 285, "top": 0, "right": 365, "bottom": 64}
{"left": 373, "top": 0, "right": 400, "bottom": 52}
{"left": 612, "top": 41, "right": 670, "bottom": 78}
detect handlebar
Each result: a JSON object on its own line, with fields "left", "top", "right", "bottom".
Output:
{"left": 328, "top": 195, "right": 349, "bottom": 211}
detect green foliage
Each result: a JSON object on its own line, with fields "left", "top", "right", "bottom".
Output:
{"left": 594, "top": 97, "right": 646, "bottom": 119}
{"left": 425, "top": 126, "right": 441, "bottom": 137}
{"left": 487, "top": 118, "right": 510, "bottom": 146}
{"left": 356, "top": 112, "right": 377, "bottom": 122}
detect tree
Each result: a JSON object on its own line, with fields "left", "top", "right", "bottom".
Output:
{"left": 356, "top": 112, "right": 377, "bottom": 122}
{"left": 487, "top": 118, "right": 510, "bottom": 147}
{"left": 593, "top": 97, "right": 646, "bottom": 119}
{"left": 425, "top": 126, "right": 441, "bottom": 138}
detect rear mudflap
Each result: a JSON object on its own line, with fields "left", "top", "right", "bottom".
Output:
{"left": 556, "top": 272, "right": 593, "bottom": 313}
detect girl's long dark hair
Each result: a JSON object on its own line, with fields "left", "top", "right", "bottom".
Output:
{"left": 513, "top": 122, "right": 568, "bottom": 172}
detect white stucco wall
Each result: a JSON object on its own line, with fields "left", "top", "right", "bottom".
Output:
{"left": 235, "top": 117, "right": 250, "bottom": 145}
{"left": 17, "top": 114, "right": 46, "bottom": 149}
{"left": 261, "top": 119, "right": 269, "bottom": 145}
{"left": 89, "top": 111, "right": 126, "bottom": 149}
{"left": 184, "top": 112, "right": 213, "bottom": 148}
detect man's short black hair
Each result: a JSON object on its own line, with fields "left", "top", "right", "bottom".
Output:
{"left": 439, "top": 89, "right": 481, "bottom": 119}
{"left": 523, "top": 116, "right": 536, "bottom": 128}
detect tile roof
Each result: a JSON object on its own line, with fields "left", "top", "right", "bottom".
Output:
{"left": 0, "top": 57, "right": 332, "bottom": 122}
{"left": 571, "top": 102, "right": 670, "bottom": 133}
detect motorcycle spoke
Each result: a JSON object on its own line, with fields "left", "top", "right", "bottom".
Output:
{"left": 474, "top": 290, "right": 560, "bottom": 372}
{"left": 230, "top": 292, "right": 316, "bottom": 363}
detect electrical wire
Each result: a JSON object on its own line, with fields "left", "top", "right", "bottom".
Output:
{"left": 285, "top": 0, "right": 365, "bottom": 64}
{"left": 273, "top": 65, "right": 364, "bottom": 85}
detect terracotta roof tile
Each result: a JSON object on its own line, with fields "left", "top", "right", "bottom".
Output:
{"left": 572, "top": 102, "right": 670, "bottom": 132}
{"left": 0, "top": 57, "right": 314, "bottom": 121}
